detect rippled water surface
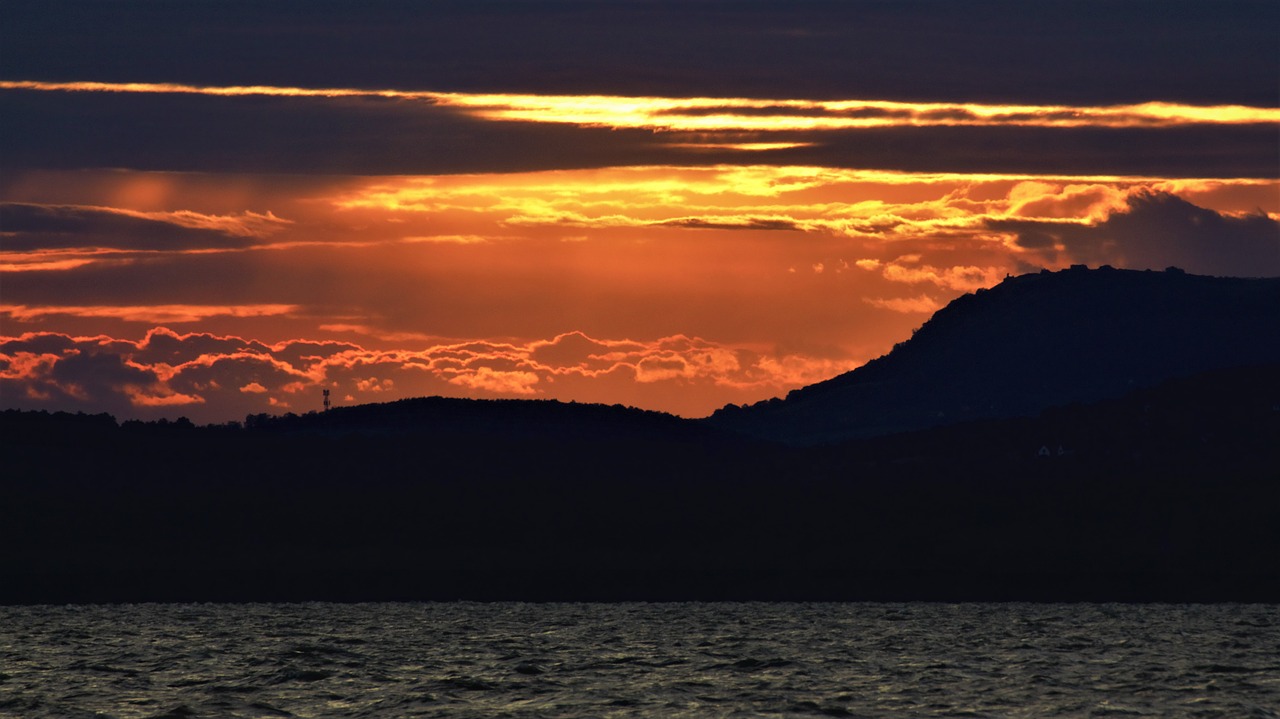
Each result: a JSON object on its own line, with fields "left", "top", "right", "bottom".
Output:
{"left": 0, "top": 602, "right": 1277, "bottom": 718}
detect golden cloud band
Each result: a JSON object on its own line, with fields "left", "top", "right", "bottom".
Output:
{"left": 4, "top": 80, "right": 1277, "bottom": 131}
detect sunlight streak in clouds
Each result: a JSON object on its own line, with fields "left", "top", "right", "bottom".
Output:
{"left": 435, "top": 93, "right": 1280, "bottom": 130}
{"left": 4, "top": 80, "right": 1277, "bottom": 131}
{"left": 2, "top": 304, "right": 299, "bottom": 323}
{"left": 329, "top": 166, "right": 1278, "bottom": 247}
{"left": 1, "top": 0, "right": 1276, "bottom": 432}
{"left": 3, "top": 160, "right": 1275, "bottom": 423}
{"left": 0, "top": 257, "right": 98, "bottom": 272}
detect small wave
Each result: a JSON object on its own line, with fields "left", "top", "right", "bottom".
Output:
{"left": 0, "top": 602, "right": 1275, "bottom": 718}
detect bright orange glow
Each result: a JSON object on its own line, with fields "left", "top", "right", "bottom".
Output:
{"left": 125, "top": 387, "right": 205, "bottom": 407}
{"left": 328, "top": 166, "right": 1277, "bottom": 245}
{"left": 0, "top": 257, "right": 98, "bottom": 272}
{"left": 4, "top": 80, "right": 1277, "bottom": 131}
{"left": 436, "top": 92, "right": 1280, "bottom": 130}
{"left": 3, "top": 160, "right": 1276, "bottom": 421}
{"left": 1, "top": 304, "right": 299, "bottom": 323}
{"left": 3, "top": 0, "right": 1279, "bottom": 435}
{"left": 0, "top": 80, "right": 430, "bottom": 100}
{"left": 669, "top": 142, "right": 817, "bottom": 151}
{"left": 863, "top": 295, "right": 946, "bottom": 314}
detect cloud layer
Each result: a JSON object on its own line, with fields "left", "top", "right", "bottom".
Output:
{"left": 3, "top": 87, "right": 1275, "bottom": 177}
{"left": 990, "top": 191, "right": 1280, "bottom": 277}
{"left": 3, "top": 166, "right": 1276, "bottom": 424}
{"left": 2, "top": 3, "right": 1275, "bottom": 422}
{"left": 0, "top": 328, "right": 857, "bottom": 422}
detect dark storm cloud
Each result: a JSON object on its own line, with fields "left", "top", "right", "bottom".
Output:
{"left": 0, "top": 327, "right": 854, "bottom": 423}
{"left": 0, "top": 91, "right": 677, "bottom": 175}
{"left": 49, "top": 349, "right": 156, "bottom": 392}
{"left": 130, "top": 330, "right": 274, "bottom": 367}
{"left": 0, "top": 329, "right": 356, "bottom": 421}
{"left": 1, "top": 91, "right": 1274, "bottom": 177}
{"left": 0, "top": 332, "right": 81, "bottom": 355}
{"left": 0, "top": 330, "right": 303, "bottom": 420}
{"left": 989, "top": 192, "right": 1280, "bottom": 277}
{"left": 2, "top": 1, "right": 1275, "bottom": 105}
{"left": 777, "top": 126, "right": 1280, "bottom": 179}
{"left": 166, "top": 354, "right": 308, "bottom": 397}
{"left": 0, "top": 339, "right": 174, "bottom": 419}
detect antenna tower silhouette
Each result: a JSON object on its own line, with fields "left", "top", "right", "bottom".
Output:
{"left": 322, "top": 388, "right": 331, "bottom": 411}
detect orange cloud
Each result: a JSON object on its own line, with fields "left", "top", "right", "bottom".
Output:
{"left": 1006, "top": 182, "right": 1130, "bottom": 222}
{"left": 669, "top": 141, "right": 816, "bottom": 151}
{"left": 0, "top": 258, "right": 98, "bottom": 272}
{"left": 1, "top": 304, "right": 299, "bottom": 323}
{"left": 447, "top": 367, "right": 540, "bottom": 395}
{"left": 6, "top": 80, "right": 1276, "bottom": 133}
{"left": 429, "top": 91, "right": 1280, "bottom": 131}
{"left": 879, "top": 262, "right": 1007, "bottom": 292}
{"left": 1, "top": 328, "right": 867, "bottom": 421}
{"left": 863, "top": 295, "right": 945, "bottom": 314}
{"left": 355, "top": 377, "right": 395, "bottom": 392}
{"left": 4, "top": 164, "right": 1275, "bottom": 422}
{"left": 126, "top": 387, "right": 204, "bottom": 407}
{"left": 328, "top": 167, "right": 1277, "bottom": 253}
{"left": 0, "top": 351, "right": 62, "bottom": 381}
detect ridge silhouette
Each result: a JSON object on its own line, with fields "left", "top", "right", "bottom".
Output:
{"left": 2, "top": 266, "right": 1277, "bottom": 603}
{"left": 708, "top": 266, "right": 1280, "bottom": 444}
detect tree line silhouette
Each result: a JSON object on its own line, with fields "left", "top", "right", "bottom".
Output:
{"left": 3, "top": 362, "right": 1276, "bottom": 604}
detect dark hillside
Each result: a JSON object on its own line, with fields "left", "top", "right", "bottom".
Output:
{"left": 242, "top": 395, "right": 732, "bottom": 445}
{"left": 708, "top": 267, "right": 1280, "bottom": 444}
{"left": 1, "top": 363, "right": 1276, "bottom": 604}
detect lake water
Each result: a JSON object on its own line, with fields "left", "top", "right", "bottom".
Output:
{"left": 0, "top": 602, "right": 1276, "bottom": 718}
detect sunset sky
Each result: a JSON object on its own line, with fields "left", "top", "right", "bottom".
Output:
{"left": 2, "top": 1, "right": 1277, "bottom": 423}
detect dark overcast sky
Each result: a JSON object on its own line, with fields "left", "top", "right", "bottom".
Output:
{"left": 2, "top": 1, "right": 1278, "bottom": 177}
{"left": 3, "top": 1, "right": 1277, "bottom": 105}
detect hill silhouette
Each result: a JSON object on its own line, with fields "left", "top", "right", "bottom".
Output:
{"left": 708, "top": 266, "right": 1280, "bottom": 444}
{"left": 239, "top": 394, "right": 734, "bottom": 445}
{"left": 2, "top": 266, "right": 1278, "bottom": 604}
{"left": 2, "top": 361, "right": 1277, "bottom": 604}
